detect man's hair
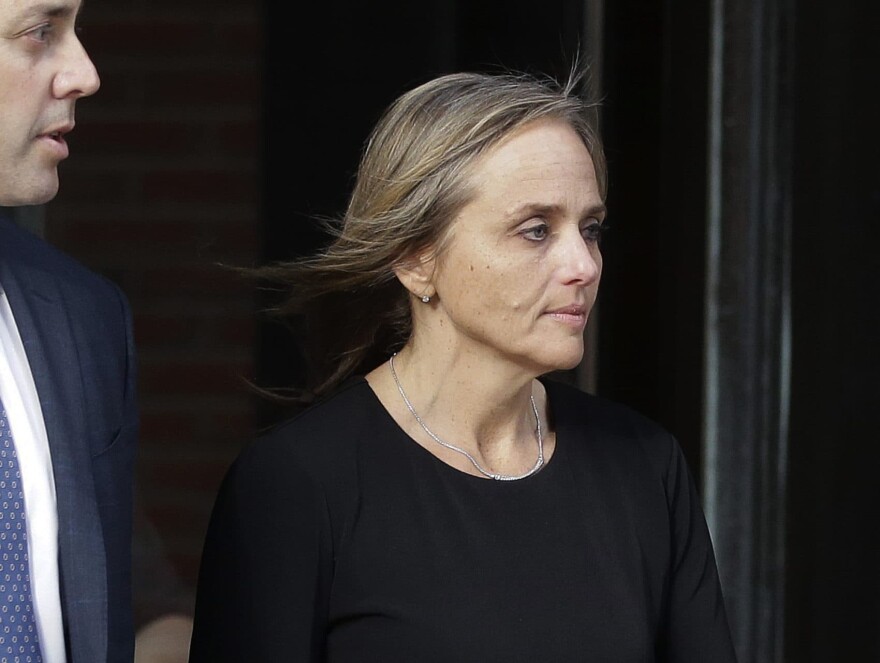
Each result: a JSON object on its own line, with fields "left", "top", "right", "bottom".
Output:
{"left": 256, "top": 65, "right": 606, "bottom": 400}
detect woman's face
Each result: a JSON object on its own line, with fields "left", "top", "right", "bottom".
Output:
{"left": 426, "top": 117, "right": 605, "bottom": 374}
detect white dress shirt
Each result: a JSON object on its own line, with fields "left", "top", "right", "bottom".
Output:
{"left": 0, "top": 283, "right": 68, "bottom": 663}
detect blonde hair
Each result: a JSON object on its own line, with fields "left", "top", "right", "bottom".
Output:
{"left": 258, "top": 66, "right": 606, "bottom": 399}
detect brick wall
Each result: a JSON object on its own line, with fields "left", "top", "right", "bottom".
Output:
{"left": 46, "top": 1, "right": 264, "bottom": 617}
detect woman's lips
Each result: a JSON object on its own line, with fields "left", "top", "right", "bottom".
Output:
{"left": 546, "top": 305, "right": 587, "bottom": 327}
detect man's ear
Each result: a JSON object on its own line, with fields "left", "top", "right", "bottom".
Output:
{"left": 394, "top": 248, "right": 437, "bottom": 301}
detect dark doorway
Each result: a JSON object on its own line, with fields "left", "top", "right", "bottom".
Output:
{"left": 786, "top": 2, "right": 880, "bottom": 659}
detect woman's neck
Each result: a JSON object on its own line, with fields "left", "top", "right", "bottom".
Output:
{"left": 369, "top": 338, "right": 548, "bottom": 474}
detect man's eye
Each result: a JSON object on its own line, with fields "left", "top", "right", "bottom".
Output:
{"left": 522, "top": 224, "right": 549, "bottom": 241}
{"left": 27, "top": 24, "right": 53, "bottom": 42}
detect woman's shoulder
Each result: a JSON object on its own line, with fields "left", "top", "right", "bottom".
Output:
{"left": 200, "top": 379, "right": 376, "bottom": 556}
{"left": 264, "top": 376, "right": 375, "bottom": 438}
{"left": 542, "top": 376, "right": 678, "bottom": 467}
{"left": 230, "top": 377, "right": 376, "bottom": 482}
{"left": 543, "top": 376, "right": 667, "bottom": 435}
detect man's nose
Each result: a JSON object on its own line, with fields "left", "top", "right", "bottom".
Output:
{"left": 52, "top": 36, "right": 101, "bottom": 100}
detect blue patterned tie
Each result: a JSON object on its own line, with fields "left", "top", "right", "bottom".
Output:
{"left": 0, "top": 398, "right": 43, "bottom": 663}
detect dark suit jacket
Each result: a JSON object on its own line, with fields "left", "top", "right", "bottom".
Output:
{"left": 0, "top": 213, "right": 138, "bottom": 662}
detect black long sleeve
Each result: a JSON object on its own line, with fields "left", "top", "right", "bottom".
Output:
{"left": 190, "top": 377, "right": 736, "bottom": 663}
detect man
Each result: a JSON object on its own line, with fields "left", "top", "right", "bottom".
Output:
{"left": 0, "top": 0, "right": 138, "bottom": 661}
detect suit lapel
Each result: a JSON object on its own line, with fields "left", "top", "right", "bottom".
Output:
{"left": 0, "top": 236, "right": 108, "bottom": 662}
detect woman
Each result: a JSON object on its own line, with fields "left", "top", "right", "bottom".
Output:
{"left": 188, "top": 68, "right": 737, "bottom": 662}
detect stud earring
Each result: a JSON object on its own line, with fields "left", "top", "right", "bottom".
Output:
{"left": 421, "top": 295, "right": 431, "bottom": 303}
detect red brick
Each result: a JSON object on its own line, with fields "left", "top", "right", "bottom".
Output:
{"left": 143, "top": 170, "right": 258, "bottom": 204}
{"left": 139, "top": 361, "right": 253, "bottom": 395}
{"left": 143, "top": 71, "right": 261, "bottom": 106}
{"left": 215, "top": 20, "right": 262, "bottom": 54}
{"left": 134, "top": 264, "right": 253, "bottom": 299}
{"left": 53, "top": 166, "right": 130, "bottom": 202}
{"left": 210, "top": 317, "right": 256, "bottom": 345}
{"left": 211, "top": 120, "right": 261, "bottom": 156}
{"left": 83, "top": 20, "right": 220, "bottom": 57}
{"left": 144, "top": 460, "right": 232, "bottom": 493}
{"left": 40, "top": 1, "right": 264, "bottom": 605}
{"left": 139, "top": 411, "right": 199, "bottom": 440}
{"left": 64, "top": 219, "right": 199, "bottom": 243}
{"left": 133, "top": 314, "right": 202, "bottom": 346}
{"left": 199, "top": 408, "right": 256, "bottom": 437}
{"left": 146, "top": 504, "right": 216, "bottom": 535}
{"left": 82, "top": 121, "right": 204, "bottom": 155}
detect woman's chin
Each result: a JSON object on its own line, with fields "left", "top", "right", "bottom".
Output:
{"left": 530, "top": 345, "right": 584, "bottom": 375}
{"left": 556, "top": 353, "right": 585, "bottom": 372}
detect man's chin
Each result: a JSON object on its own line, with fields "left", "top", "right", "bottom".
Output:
{"left": 0, "top": 176, "right": 60, "bottom": 207}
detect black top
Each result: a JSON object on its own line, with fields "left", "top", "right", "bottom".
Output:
{"left": 189, "top": 377, "right": 736, "bottom": 662}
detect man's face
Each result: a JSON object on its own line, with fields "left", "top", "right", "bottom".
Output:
{"left": 0, "top": 0, "right": 100, "bottom": 206}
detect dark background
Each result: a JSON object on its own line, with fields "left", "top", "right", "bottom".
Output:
{"left": 38, "top": 0, "right": 879, "bottom": 659}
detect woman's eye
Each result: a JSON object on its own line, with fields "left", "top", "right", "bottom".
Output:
{"left": 522, "top": 224, "right": 549, "bottom": 241}
{"left": 582, "top": 222, "right": 605, "bottom": 244}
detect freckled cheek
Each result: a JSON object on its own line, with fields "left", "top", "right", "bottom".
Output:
{"left": 467, "top": 261, "right": 527, "bottom": 318}
{"left": 496, "top": 281, "right": 527, "bottom": 317}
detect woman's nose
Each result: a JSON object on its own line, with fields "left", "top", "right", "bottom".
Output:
{"left": 559, "top": 229, "right": 602, "bottom": 285}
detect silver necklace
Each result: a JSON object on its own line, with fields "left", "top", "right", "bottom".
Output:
{"left": 389, "top": 353, "right": 544, "bottom": 481}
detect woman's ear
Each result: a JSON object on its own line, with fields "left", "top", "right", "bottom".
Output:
{"left": 394, "top": 248, "right": 437, "bottom": 301}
